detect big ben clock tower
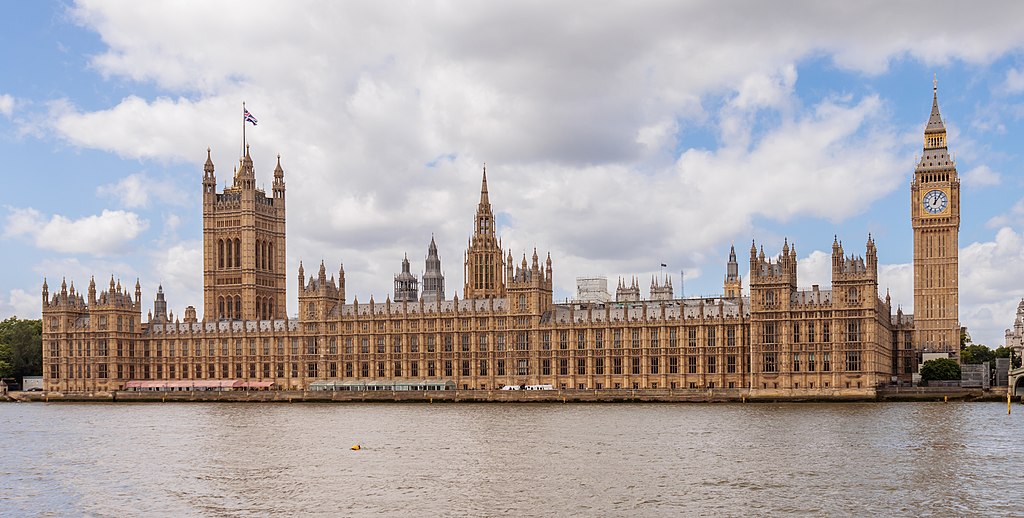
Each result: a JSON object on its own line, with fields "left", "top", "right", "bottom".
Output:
{"left": 911, "top": 79, "right": 960, "bottom": 357}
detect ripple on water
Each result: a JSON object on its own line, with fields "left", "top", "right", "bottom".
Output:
{"left": 0, "top": 402, "right": 1023, "bottom": 515}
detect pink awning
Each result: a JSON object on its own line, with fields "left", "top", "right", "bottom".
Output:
{"left": 124, "top": 379, "right": 243, "bottom": 389}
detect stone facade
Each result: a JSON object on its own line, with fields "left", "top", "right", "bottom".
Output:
{"left": 911, "top": 81, "right": 960, "bottom": 357}
{"left": 202, "top": 147, "right": 287, "bottom": 321}
{"left": 41, "top": 87, "right": 963, "bottom": 396}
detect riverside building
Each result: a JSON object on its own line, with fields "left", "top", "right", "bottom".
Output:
{"left": 41, "top": 86, "right": 961, "bottom": 396}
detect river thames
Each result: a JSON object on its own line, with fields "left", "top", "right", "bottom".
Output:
{"left": 1, "top": 402, "right": 1021, "bottom": 516}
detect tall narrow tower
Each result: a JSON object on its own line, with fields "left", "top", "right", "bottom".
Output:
{"left": 463, "top": 166, "right": 506, "bottom": 299}
{"left": 723, "top": 244, "right": 742, "bottom": 298}
{"left": 422, "top": 237, "right": 445, "bottom": 302}
{"left": 911, "top": 79, "right": 960, "bottom": 356}
{"left": 202, "top": 146, "right": 287, "bottom": 321}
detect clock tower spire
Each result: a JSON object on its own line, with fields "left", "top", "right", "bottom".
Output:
{"left": 911, "top": 77, "right": 960, "bottom": 359}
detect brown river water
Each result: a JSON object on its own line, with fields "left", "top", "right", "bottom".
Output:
{"left": 1, "top": 402, "right": 1022, "bottom": 516}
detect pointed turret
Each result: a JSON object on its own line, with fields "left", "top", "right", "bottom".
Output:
{"left": 724, "top": 243, "right": 742, "bottom": 298}
{"left": 272, "top": 154, "right": 286, "bottom": 200}
{"left": 202, "top": 147, "right": 217, "bottom": 200}
{"left": 153, "top": 284, "right": 168, "bottom": 322}
{"left": 234, "top": 144, "right": 256, "bottom": 190}
{"left": 422, "top": 237, "right": 446, "bottom": 302}
{"left": 204, "top": 148, "right": 215, "bottom": 176}
{"left": 338, "top": 262, "right": 346, "bottom": 303}
{"left": 394, "top": 253, "right": 419, "bottom": 303}
{"left": 726, "top": 244, "right": 739, "bottom": 281}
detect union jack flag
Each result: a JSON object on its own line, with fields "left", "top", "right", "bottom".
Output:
{"left": 244, "top": 109, "right": 258, "bottom": 126}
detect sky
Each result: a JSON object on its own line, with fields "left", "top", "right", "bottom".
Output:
{"left": 2, "top": 1, "right": 1024, "bottom": 346}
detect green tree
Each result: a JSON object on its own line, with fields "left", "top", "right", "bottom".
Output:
{"left": 920, "top": 358, "right": 961, "bottom": 385}
{"left": 0, "top": 342, "right": 13, "bottom": 378}
{"left": 0, "top": 317, "right": 43, "bottom": 378}
{"left": 960, "top": 343, "right": 995, "bottom": 364}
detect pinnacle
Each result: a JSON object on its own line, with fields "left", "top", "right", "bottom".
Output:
{"left": 926, "top": 77, "right": 945, "bottom": 134}
{"left": 479, "top": 164, "right": 490, "bottom": 207}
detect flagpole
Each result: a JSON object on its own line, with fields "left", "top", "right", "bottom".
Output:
{"left": 242, "top": 101, "right": 246, "bottom": 155}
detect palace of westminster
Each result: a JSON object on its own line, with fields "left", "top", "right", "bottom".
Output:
{"left": 40, "top": 86, "right": 963, "bottom": 395}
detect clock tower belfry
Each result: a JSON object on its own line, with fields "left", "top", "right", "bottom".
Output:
{"left": 911, "top": 79, "right": 960, "bottom": 357}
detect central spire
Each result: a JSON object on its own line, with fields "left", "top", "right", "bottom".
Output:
{"left": 924, "top": 75, "right": 947, "bottom": 149}
{"left": 480, "top": 163, "right": 490, "bottom": 207}
{"left": 464, "top": 164, "right": 505, "bottom": 299}
{"left": 474, "top": 165, "right": 495, "bottom": 237}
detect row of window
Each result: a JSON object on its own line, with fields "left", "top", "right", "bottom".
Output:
{"left": 762, "top": 321, "right": 867, "bottom": 344}
{"left": 761, "top": 351, "right": 864, "bottom": 373}
{"left": 217, "top": 295, "right": 276, "bottom": 320}
{"left": 53, "top": 329, "right": 753, "bottom": 359}
{"left": 215, "top": 238, "right": 276, "bottom": 271}
{"left": 51, "top": 354, "right": 752, "bottom": 381}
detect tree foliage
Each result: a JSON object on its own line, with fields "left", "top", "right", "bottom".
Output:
{"left": 960, "top": 343, "right": 995, "bottom": 364}
{"left": 960, "top": 342, "right": 1022, "bottom": 368}
{"left": 0, "top": 343, "right": 13, "bottom": 378}
{"left": 920, "top": 358, "right": 961, "bottom": 384}
{"left": 0, "top": 316, "right": 43, "bottom": 379}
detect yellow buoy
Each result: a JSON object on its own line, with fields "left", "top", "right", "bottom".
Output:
{"left": 351, "top": 444, "right": 361, "bottom": 451}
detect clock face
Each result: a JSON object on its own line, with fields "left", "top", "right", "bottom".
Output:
{"left": 922, "top": 189, "right": 948, "bottom": 215}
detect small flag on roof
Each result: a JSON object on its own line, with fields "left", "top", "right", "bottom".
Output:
{"left": 244, "top": 109, "right": 258, "bottom": 126}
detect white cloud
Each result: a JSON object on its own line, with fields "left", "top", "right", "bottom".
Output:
{"left": 39, "top": 0, "right": 1024, "bottom": 321}
{"left": 1005, "top": 67, "right": 1024, "bottom": 93}
{"left": 796, "top": 249, "right": 832, "bottom": 287}
{"left": 0, "top": 94, "right": 13, "bottom": 117}
{"left": 959, "top": 227, "right": 1024, "bottom": 346}
{"left": 32, "top": 257, "right": 140, "bottom": 300}
{"left": 96, "top": 173, "right": 151, "bottom": 208}
{"left": 985, "top": 197, "right": 1024, "bottom": 229}
{"left": 149, "top": 240, "right": 202, "bottom": 319}
{"left": 961, "top": 164, "right": 1001, "bottom": 188}
{"left": 0, "top": 289, "right": 39, "bottom": 319}
{"left": 4, "top": 207, "right": 149, "bottom": 255}
{"left": 96, "top": 172, "right": 191, "bottom": 209}
{"left": 53, "top": 95, "right": 243, "bottom": 161}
